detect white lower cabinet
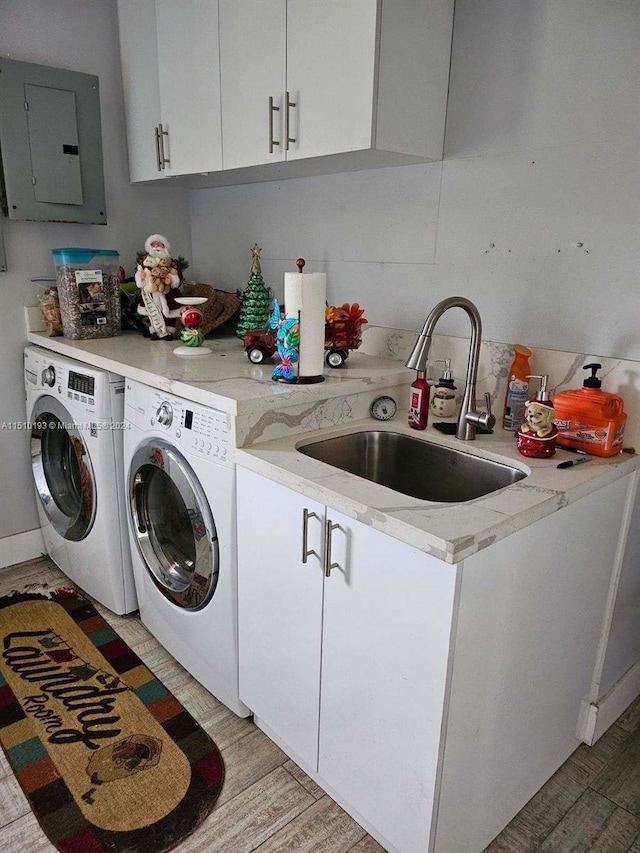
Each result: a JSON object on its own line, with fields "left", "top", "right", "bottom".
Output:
{"left": 237, "top": 465, "right": 636, "bottom": 852}
{"left": 237, "top": 467, "right": 458, "bottom": 853}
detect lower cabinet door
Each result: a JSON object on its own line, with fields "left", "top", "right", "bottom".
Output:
{"left": 237, "top": 467, "right": 325, "bottom": 769}
{"left": 237, "top": 468, "right": 459, "bottom": 852}
{"left": 318, "top": 508, "right": 458, "bottom": 853}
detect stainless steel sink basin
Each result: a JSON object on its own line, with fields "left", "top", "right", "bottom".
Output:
{"left": 297, "top": 430, "right": 527, "bottom": 502}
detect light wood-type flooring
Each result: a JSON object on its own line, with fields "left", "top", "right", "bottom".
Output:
{"left": 1, "top": 557, "right": 638, "bottom": 852}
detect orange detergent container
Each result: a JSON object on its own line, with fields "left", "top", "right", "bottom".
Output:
{"left": 553, "top": 363, "right": 627, "bottom": 457}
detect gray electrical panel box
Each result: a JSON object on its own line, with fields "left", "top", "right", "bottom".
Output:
{"left": 0, "top": 58, "right": 107, "bottom": 224}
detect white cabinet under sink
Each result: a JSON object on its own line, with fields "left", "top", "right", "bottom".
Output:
{"left": 237, "top": 464, "right": 636, "bottom": 852}
{"left": 237, "top": 466, "right": 456, "bottom": 853}
{"left": 117, "top": 0, "right": 222, "bottom": 181}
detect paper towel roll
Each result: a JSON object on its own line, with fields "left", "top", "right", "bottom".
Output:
{"left": 284, "top": 272, "right": 326, "bottom": 378}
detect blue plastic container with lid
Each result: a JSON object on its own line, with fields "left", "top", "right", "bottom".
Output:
{"left": 52, "top": 248, "right": 121, "bottom": 339}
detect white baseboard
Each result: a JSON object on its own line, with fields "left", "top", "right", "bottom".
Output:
{"left": 0, "top": 529, "right": 45, "bottom": 569}
{"left": 578, "top": 661, "right": 640, "bottom": 745}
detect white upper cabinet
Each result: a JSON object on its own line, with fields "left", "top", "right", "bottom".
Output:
{"left": 117, "top": 0, "right": 223, "bottom": 181}
{"left": 155, "top": 0, "right": 222, "bottom": 176}
{"left": 219, "top": 0, "right": 287, "bottom": 169}
{"left": 286, "top": 0, "right": 378, "bottom": 162}
{"left": 117, "top": 0, "right": 163, "bottom": 182}
{"left": 120, "top": 0, "right": 453, "bottom": 183}
{"left": 219, "top": 0, "right": 454, "bottom": 174}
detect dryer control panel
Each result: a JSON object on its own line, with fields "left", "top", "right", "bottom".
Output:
{"left": 148, "top": 389, "right": 231, "bottom": 463}
{"left": 24, "top": 345, "right": 123, "bottom": 420}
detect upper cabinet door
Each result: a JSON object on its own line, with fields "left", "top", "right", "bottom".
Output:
{"left": 220, "top": 0, "right": 379, "bottom": 168}
{"left": 155, "top": 0, "right": 223, "bottom": 176}
{"left": 219, "top": 0, "right": 286, "bottom": 169}
{"left": 117, "top": 0, "right": 164, "bottom": 182}
{"left": 286, "top": 0, "right": 379, "bottom": 161}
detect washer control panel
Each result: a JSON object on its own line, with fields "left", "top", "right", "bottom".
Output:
{"left": 156, "top": 401, "right": 173, "bottom": 427}
{"left": 149, "top": 390, "right": 231, "bottom": 463}
{"left": 42, "top": 366, "right": 56, "bottom": 387}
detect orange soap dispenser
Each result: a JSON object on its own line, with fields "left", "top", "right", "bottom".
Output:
{"left": 553, "top": 363, "right": 627, "bottom": 457}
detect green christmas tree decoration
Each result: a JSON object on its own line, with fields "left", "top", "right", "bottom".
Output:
{"left": 236, "top": 243, "right": 271, "bottom": 339}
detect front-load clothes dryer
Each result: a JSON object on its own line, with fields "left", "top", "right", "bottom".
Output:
{"left": 24, "top": 346, "right": 136, "bottom": 614}
{"left": 123, "top": 379, "right": 249, "bottom": 718}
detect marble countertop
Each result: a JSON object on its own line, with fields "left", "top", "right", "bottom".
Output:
{"left": 27, "top": 330, "right": 639, "bottom": 564}
{"left": 235, "top": 420, "right": 640, "bottom": 563}
{"left": 26, "top": 330, "right": 410, "bottom": 416}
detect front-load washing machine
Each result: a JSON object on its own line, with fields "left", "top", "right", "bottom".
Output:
{"left": 24, "top": 346, "right": 136, "bottom": 614}
{"left": 123, "top": 379, "right": 249, "bottom": 718}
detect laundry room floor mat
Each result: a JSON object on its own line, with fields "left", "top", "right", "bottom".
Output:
{"left": 0, "top": 588, "right": 224, "bottom": 853}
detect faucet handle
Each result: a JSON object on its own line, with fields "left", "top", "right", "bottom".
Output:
{"left": 466, "top": 393, "right": 495, "bottom": 432}
{"left": 481, "top": 392, "right": 496, "bottom": 430}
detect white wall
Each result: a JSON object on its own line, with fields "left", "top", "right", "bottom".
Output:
{"left": 190, "top": 0, "right": 639, "bottom": 360}
{"left": 1, "top": 0, "right": 638, "bottom": 544}
{"left": 0, "top": 0, "right": 192, "bottom": 539}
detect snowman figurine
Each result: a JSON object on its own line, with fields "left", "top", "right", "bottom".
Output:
{"left": 429, "top": 359, "right": 458, "bottom": 419}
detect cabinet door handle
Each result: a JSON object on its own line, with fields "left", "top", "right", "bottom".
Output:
{"left": 285, "top": 91, "right": 296, "bottom": 151}
{"left": 269, "top": 96, "right": 280, "bottom": 153}
{"left": 157, "top": 123, "right": 170, "bottom": 169}
{"left": 154, "top": 125, "right": 163, "bottom": 172}
{"left": 325, "top": 518, "right": 340, "bottom": 577}
{"left": 301, "top": 508, "right": 318, "bottom": 563}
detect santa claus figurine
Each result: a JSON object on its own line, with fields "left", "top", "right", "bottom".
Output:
{"left": 135, "top": 234, "right": 182, "bottom": 339}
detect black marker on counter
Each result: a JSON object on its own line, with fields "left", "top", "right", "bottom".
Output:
{"left": 557, "top": 456, "right": 592, "bottom": 469}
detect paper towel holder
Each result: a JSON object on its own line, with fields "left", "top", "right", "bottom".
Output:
{"left": 272, "top": 257, "right": 327, "bottom": 384}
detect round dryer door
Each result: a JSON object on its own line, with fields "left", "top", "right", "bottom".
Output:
{"left": 129, "top": 439, "right": 219, "bottom": 610}
{"left": 30, "top": 396, "right": 97, "bottom": 541}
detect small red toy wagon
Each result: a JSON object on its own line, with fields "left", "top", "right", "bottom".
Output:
{"left": 243, "top": 302, "right": 367, "bottom": 368}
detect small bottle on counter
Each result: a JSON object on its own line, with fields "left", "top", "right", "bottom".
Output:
{"left": 408, "top": 370, "right": 430, "bottom": 430}
{"left": 503, "top": 344, "right": 532, "bottom": 430}
{"left": 517, "top": 374, "right": 558, "bottom": 458}
{"left": 430, "top": 359, "right": 458, "bottom": 419}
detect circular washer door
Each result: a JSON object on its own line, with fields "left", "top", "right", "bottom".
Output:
{"left": 30, "top": 395, "right": 97, "bottom": 541}
{"left": 128, "top": 438, "right": 218, "bottom": 610}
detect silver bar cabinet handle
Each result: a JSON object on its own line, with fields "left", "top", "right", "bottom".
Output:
{"left": 324, "top": 518, "right": 340, "bottom": 577}
{"left": 269, "top": 96, "right": 280, "bottom": 153}
{"left": 158, "top": 123, "right": 170, "bottom": 168}
{"left": 285, "top": 91, "right": 296, "bottom": 150}
{"left": 302, "top": 508, "right": 318, "bottom": 563}
{"left": 154, "top": 125, "right": 162, "bottom": 172}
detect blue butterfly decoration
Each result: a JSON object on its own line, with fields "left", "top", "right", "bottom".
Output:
{"left": 270, "top": 299, "right": 300, "bottom": 381}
